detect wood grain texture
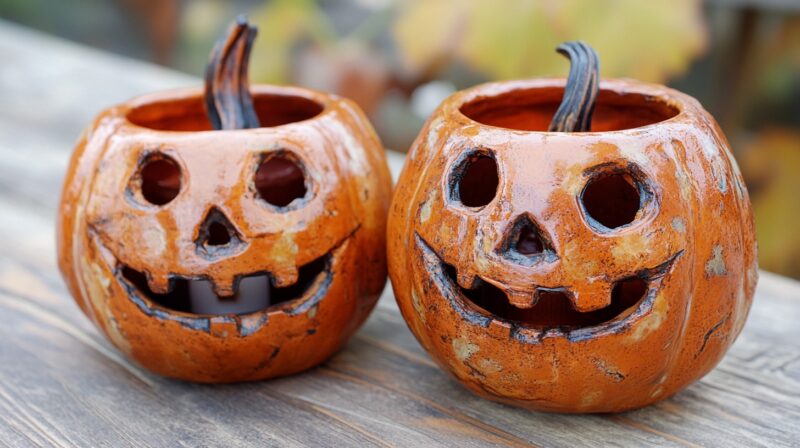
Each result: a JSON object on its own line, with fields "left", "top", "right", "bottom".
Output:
{"left": 0, "top": 20, "right": 798, "bottom": 447}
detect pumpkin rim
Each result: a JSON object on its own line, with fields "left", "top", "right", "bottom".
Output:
{"left": 118, "top": 85, "right": 337, "bottom": 134}
{"left": 452, "top": 78, "right": 698, "bottom": 135}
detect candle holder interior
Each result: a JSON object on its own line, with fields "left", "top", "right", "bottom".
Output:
{"left": 459, "top": 86, "right": 680, "bottom": 132}
{"left": 127, "top": 92, "right": 325, "bottom": 131}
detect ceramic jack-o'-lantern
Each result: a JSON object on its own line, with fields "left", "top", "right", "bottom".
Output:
{"left": 57, "top": 18, "right": 391, "bottom": 382}
{"left": 388, "top": 42, "right": 757, "bottom": 412}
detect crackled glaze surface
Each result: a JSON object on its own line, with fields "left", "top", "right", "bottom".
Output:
{"left": 58, "top": 85, "right": 391, "bottom": 383}
{"left": 388, "top": 78, "right": 758, "bottom": 412}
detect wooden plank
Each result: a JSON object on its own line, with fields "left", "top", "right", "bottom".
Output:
{"left": 0, "top": 19, "right": 799, "bottom": 447}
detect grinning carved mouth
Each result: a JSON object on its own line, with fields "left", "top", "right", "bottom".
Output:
{"left": 88, "top": 226, "right": 357, "bottom": 334}
{"left": 120, "top": 252, "right": 330, "bottom": 316}
{"left": 415, "top": 234, "right": 681, "bottom": 340}
{"left": 108, "top": 227, "right": 359, "bottom": 324}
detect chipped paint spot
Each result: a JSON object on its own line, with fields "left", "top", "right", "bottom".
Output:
{"left": 618, "top": 140, "right": 652, "bottom": 168}
{"left": 438, "top": 224, "right": 452, "bottom": 242}
{"left": 411, "top": 288, "right": 426, "bottom": 323}
{"left": 671, "top": 217, "right": 686, "bottom": 233}
{"left": 141, "top": 223, "right": 166, "bottom": 258}
{"left": 733, "top": 276, "right": 749, "bottom": 334}
{"left": 474, "top": 253, "right": 490, "bottom": 273}
{"left": 307, "top": 305, "right": 318, "bottom": 319}
{"left": 478, "top": 358, "right": 502, "bottom": 373}
{"left": 270, "top": 232, "right": 299, "bottom": 265}
{"left": 473, "top": 236, "right": 494, "bottom": 273}
{"left": 611, "top": 233, "right": 651, "bottom": 263}
{"left": 580, "top": 391, "right": 601, "bottom": 407}
{"left": 628, "top": 291, "right": 668, "bottom": 342}
{"left": 426, "top": 117, "right": 444, "bottom": 151}
{"left": 563, "top": 162, "right": 586, "bottom": 196}
{"left": 698, "top": 131, "right": 719, "bottom": 159}
{"left": 82, "top": 259, "right": 109, "bottom": 310}
{"left": 650, "top": 386, "right": 664, "bottom": 399}
{"left": 420, "top": 199, "right": 432, "bottom": 223}
{"left": 709, "top": 162, "right": 728, "bottom": 194}
{"left": 461, "top": 124, "right": 480, "bottom": 137}
{"left": 698, "top": 132, "right": 731, "bottom": 195}
{"left": 563, "top": 239, "right": 599, "bottom": 280}
{"left": 452, "top": 337, "right": 478, "bottom": 362}
{"left": 340, "top": 125, "right": 367, "bottom": 173}
{"left": 705, "top": 245, "right": 727, "bottom": 277}
{"left": 747, "top": 261, "right": 759, "bottom": 287}
{"left": 82, "top": 258, "right": 131, "bottom": 354}
{"left": 676, "top": 169, "right": 692, "bottom": 202}
{"left": 92, "top": 262, "right": 111, "bottom": 290}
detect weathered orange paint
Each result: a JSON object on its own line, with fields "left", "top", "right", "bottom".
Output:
{"left": 58, "top": 85, "right": 391, "bottom": 383}
{"left": 388, "top": 78, "right": 758, "bottom": 412}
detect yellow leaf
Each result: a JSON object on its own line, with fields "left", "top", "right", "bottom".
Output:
{"left": 393, "top": 0, "right": 464, "bottom": 78}
{"left": 740, "top": 129, "right": 800, "bottom": 279}
{"left": 248, "top": 0, "right": 334, "bottom": 84}
{"left": 393, "top": 0, "right": 707, "bottom": 83}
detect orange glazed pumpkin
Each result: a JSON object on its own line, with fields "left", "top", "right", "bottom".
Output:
{"left": 57, "top": 20, "right": 391, "bottom": 383}
{"left": 387, "top": 77, "right": 758, "bottom": 412}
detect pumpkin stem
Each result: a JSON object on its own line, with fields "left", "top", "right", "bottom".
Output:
{"left": 204, "top": 16, "right": 260, "bottom": 130}
{"left": 548, "top": 41, "right": 599, "bottom": 132}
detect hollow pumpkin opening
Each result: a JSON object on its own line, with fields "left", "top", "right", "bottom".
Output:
{"left": 459, "top": 86, "right": 679, "bottom": 132}
{"left": 127, "top": 92, "right": 324, "bottom": 131}
{"left": 443, "top": 260, "right": 649, "bottom": 329}
{"left": 581, "top": 172, "right": 641, "bottom": 229}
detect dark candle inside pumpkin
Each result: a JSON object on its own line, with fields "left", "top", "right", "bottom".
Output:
{"left": 189, "top": 276, "right": 270, "bottom": 314}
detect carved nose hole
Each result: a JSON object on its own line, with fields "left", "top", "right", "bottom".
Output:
{"left": 196, "top": 208, "right": 245, "bottom": 257}
{"left": 516, "top": 225, "right": 544, "bottom": 255}
{"left": 206, "top": 221, "right": 231, "bottom": 246}
{"left": 499, "top": 215, "right": 552, "bottom": 263}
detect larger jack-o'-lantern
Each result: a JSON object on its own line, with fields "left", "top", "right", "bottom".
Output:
{"left": 388, "top": 42, "right": 757, "bottom": 412}
{"left": 57, "top": 19, "right": 391, "bottom": 382}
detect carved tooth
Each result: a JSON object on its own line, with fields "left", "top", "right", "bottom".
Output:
{"left": 571, "top": 282, "right": 612, "bottom": 312}
{"left": 270, "top": 265, "right": 299, "bottom": 288}
{"left": 456, "top": 269, "right": 478, "bottom": 290}
{"left": 506, "top": 290, "right": 536, "bottom": 309}
{"left": 212, "top": 276, "right": 237, "bottom": 298}
{"left": 146, "top": 272, "right": 171, "bottom": 294}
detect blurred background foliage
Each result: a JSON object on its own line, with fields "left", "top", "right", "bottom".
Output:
{"left": 2, "top": 0, "right": 799, "bottom": 278}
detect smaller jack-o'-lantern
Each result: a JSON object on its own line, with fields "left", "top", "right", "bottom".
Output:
{"left": 57, "top": 19, "right": 391, "bottom": 382}
{"left": 388, "top": 42, "right": 757, "bottom": 412}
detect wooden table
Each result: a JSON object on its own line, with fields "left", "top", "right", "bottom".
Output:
{"left": 1, "top": 20, "right": 798, "bottom": 447}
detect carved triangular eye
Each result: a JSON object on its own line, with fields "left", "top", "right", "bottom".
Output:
{"left": 195, "top": 207, "right": 246, "bottom": 257}
{"left": 499, "top": 215, "right": 552, "bottom": 262}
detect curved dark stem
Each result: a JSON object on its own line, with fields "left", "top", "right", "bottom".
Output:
{"left": 204, "top": 16, "right": 260, "bottom": 130}
{"left": 548, "top": 41, "right": 599, "bottom": 132}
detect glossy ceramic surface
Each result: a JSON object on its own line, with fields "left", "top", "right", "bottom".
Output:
{"left": 388, "top": 78, "right": 758, "bottom": 412}
{"left": 58, "top": 85, "right": 392, "bottom": 382}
